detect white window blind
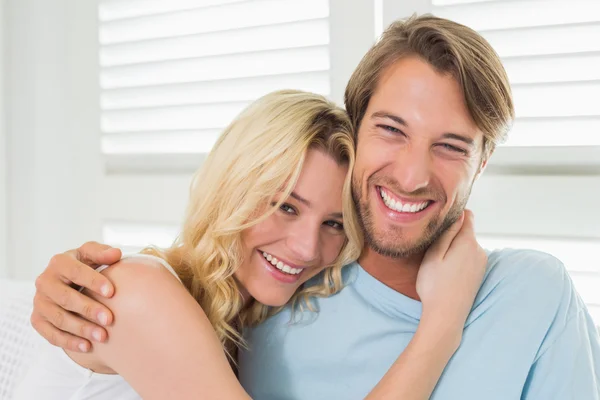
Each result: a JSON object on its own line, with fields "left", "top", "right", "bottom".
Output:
{"left": 99, "top": 0, "right": 331, "bottom": 158}
{"left": 98, "top": 0, "right": 332, "bottom": 252}
{"left": 430, "top": 0, "right": 600, "bottom": 326}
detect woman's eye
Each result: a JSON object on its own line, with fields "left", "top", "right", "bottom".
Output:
{"left": 279, "top": 203, "right": 297, "bottom": 214}
{"left": 324, "top": 220, "right": 344, "bottom": 230}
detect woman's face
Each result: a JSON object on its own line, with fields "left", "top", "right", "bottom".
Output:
{"left": 236, "top": 148, "right": 349, "bottom": 307}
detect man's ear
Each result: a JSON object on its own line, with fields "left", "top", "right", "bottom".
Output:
{"left": 475, "top": 152, "right": 491, "bottom": 180}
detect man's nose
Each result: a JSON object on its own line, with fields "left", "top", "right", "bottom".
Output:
{"left": 393, "top": 145, "right": 431, "bottom": 193}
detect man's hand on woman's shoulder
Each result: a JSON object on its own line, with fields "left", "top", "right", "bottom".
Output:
{"left": 31, "top": 242, "right": 121, "bottom": 352}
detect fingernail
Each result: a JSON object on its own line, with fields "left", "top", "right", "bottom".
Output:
{"left": 78, "top": 342, "right": 89, "bottom": 352}
{"left": 100, "top": 284, "right": 110, "bottom": 297}
{"left": 103, "top": 248, "right": 119, "bottom": 256}
{"left": 98, "top": 312, "right": 108, "bottom": 326}
{"left": 92, "top": 329, "right": 103, "bottom": 342}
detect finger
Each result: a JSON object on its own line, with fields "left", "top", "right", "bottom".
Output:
{"left": 35, "top": 296, "right": 108, "bottom": 344}
{"left": 48, "top": 253, "right": 114, "bottom": 298}
{"left": 31, "top": 316, "right": 93, "bottom": 353}
{"left": 423, "top": 212, "right": 465, "bottom": 261}
{"left": 447, "top": 210, "right": 477, "bottom": 250}
{"left": 457, "top": 209, "right": 475, "bottom": 235}
{"left": 76, "top": 242, "right": 122, "bottom": 267}
{"left": 39, "top": 279, "right": 114, "bottom": 326}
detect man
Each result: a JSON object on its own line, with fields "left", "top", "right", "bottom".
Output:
{"left": 31, "top": 15, "right": 599, "bottom": 399}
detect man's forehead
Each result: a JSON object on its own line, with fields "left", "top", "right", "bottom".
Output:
{"left": 373, "top": 57, "right": 463, "bottom": 107}
{"left": 368, "top": 58, "right": 483, "bottom": 144}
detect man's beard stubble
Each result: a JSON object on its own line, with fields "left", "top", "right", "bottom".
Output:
{"left": 352, "top": 175, "right": 471, "bottom": 259}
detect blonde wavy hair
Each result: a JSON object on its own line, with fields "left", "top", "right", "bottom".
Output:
{"left": 144, "top": 90, "right": 362, "bottom": 356}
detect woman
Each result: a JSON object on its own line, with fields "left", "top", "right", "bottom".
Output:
{"left": 17, "top": 90, "right": 486, "bottom": 399}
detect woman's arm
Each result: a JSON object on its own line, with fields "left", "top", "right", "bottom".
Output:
{"left": 365, "top": 211, "right": 487, "bottom": 400}
{"left": 364, "top": 314, "right": 463, "bottom": 399}
{"left": 66, "top": 257, "right": 251, "bottom": 400}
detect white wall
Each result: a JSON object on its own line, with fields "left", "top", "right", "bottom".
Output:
{"left": 328, "top": 0, "right": 376, "bottom": 105}
{"left": 0, "top": 0, "right": 7, "bottom": 279}
{"left": 5, "top": 0, "right": 103, "bottom": 279}
{"left": 381, "top": 0, "right": 431, "bottom": 30}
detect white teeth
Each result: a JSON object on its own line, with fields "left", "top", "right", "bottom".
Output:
{"left": 261, "top": 252, "right": 302, "bottom": 275}
{"left": 379, "top": 188, "right": 430, "bottom": 214}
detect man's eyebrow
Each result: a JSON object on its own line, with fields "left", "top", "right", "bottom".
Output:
{"left": 442, "top": 133, "right": 475, "bottom": 148}
{"left": 371, "top": 111, "right": 408, "bottom": 127}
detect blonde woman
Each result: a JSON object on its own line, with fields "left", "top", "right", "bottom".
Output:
{"left": 20, "top": 90, "right": 485, "bottom": 399}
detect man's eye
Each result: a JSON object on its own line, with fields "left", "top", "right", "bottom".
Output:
{"left": 378, "top": 125, "right": 404, "bottom": 135}
{"left": 440, "top": 143, "right": 468, "bottom": 155}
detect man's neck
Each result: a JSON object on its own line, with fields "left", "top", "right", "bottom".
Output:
{"left": 358, "top": 246, "right": 424, "bottom": 301}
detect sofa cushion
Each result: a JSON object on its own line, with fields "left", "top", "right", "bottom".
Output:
{"left": 0, "top": 280, "right": 43, "bottom": 400}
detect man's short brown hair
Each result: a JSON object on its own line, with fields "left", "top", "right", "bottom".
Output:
{"left": 344, "top": 14, "right": 515, "bottom": 159}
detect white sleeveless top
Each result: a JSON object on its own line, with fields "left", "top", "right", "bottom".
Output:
{"left": 12, "top": 254, "right": 181, "bottom": 400}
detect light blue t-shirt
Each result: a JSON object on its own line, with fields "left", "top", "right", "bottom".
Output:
{"left": 239, "top": 249, "right": 600, "bottom": 399}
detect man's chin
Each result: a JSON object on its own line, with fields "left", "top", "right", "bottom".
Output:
{"left": 365, "top": 227, "right": 435, "bottom": 259}
{"left": 371, "top": 239, "right": 433, "bottom": 259}
{"left": 360, "top": 214, "right": 432, "bottom": 258}
{"left": 371, "top": 213, "right": 463, "bottom": 259}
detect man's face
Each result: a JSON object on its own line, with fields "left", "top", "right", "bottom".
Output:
{"left": 352, "top": 56, "right": 486, "bottom": 258}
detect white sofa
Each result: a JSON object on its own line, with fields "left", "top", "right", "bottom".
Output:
{"left": 0, "top": 280, "right": 44, "bottom": 400}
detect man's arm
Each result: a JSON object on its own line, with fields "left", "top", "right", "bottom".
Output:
{"left": 67, "top": 258, "right": 251, "bottom": 400}
{"left": 522, "top": 302, "right": 600, "bottom": 399}
{"left": 31, "top": 242, "right": 121, "bottom": 352}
